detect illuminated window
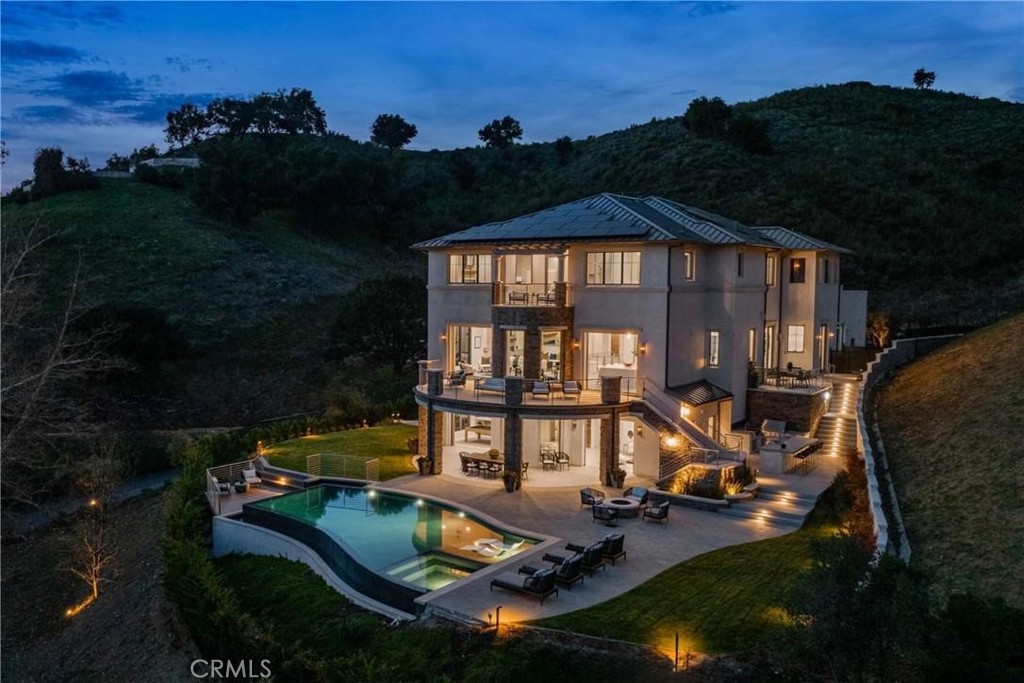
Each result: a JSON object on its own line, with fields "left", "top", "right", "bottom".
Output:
{"left": 789, "top": 258, "right": 806, "bottom": 283}
{"left": 586, "top": 251, "right": 641, "bottom": 285}
{"left": 766, "top": 255, "right": 777, "bottom": 286}
{"left": 448, "top": 254, "right": 492, "bottom": 284}
{"left": 787, "top": 325, "right": 805, "bottom": 353}
{"left": 708, "top": 330, "right": 721, "bottom": 367}
{"left": 683, "top": 250, "right": 695, "bottom": 281}
{"left": 748, "top": 328, "right": 757, "bottom": 363}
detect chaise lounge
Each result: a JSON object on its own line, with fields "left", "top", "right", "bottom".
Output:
{"left": 490, "top": 568, "right": 558, "bottom": 603}
{"left": 520, "top": 554, "right": 584, "bottom": 590}
{"left": 568, "top": 532, "right": 627, "bottom": 564}
{"left": 543, "top": 542, "right": 606, "bottom": 575}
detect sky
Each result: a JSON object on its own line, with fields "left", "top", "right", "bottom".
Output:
{"left": 1, "top": 1, "right": 1021, "bottom": 190}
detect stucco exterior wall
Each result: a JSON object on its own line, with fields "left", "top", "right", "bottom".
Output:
{"left": 840, "top": 288, "right": 868, "bottom": 348}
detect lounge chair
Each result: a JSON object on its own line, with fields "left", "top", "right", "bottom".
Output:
{"left": 592, "top": 505, "right": 619, "bottom": 526}
{"left": 447, "top": 371, "right": 466, "bottom": 387}
{"left": 544, "top": 542, "right": 606, "bottom": 575}
{"left": 520, "top": 554, "right": 584, "bottom": 590}
{"left": 507, "top": 290, "right": 529, "bottom": 306}
{"left": 643, "top": 500, "right": 671, "bottom": 523}
{"left": 567, "top": 532, "right": 626, "bottom": 565}
{"left": 580, "top": 487, "right": 606, "bottom": 507}
{"left": 561, "top": 380, "right": 582, "bottom": 401}
{"left": 242, "top": 468, "right": 262, "bottom": 488}
{"left": 490, "top": 569, "right": 558, "bottom": 603}
{"left": 212, "top": 477, "right": 231, "bottom": 496}
{"left": 622, "top": 486, "right": 649, "bottom": 509}
{"left": 530, "top": 381, "right": 550, "bottom": 398}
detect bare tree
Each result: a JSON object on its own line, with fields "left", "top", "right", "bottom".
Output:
{"left": 1, "top": 222, "right": 125, "bottom": 523}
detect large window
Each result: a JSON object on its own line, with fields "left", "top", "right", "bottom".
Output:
{"left": 448, "top": 254, "right": 492, "bottom": 284}
{"left": 708, "top": 330, "right": 721, "bottom": 368}
{"left": 766, "top": 255, "right": 777, "bottom": 286}
{"left": 818, "top": 257, "right": 831, "bottom": 284}
{"left": 587, "top": 251, "right": 641, "bottom": 285}
{"left": 787, "top": 325, "right": 805, "bottom": 353}
{"left": 748, "top": 328, "right": 757, "bottom": 363}
{"left": 449, "top": 325, "right": 493, "bottom": 375}
{"left": 789, "top": 258, "right": 806, "bottom": 283}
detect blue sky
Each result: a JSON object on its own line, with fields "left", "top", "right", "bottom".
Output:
{"left": 2, "top": 1, "right": 1021, "bottom": 190}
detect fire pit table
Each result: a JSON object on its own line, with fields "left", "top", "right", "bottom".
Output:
{"left": 603, "top": 498, "right": 641, "bottom": 518}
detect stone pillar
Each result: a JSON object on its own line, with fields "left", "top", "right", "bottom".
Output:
{"left": 418, "top": 360, "right": 432, "bottom": 386}
{"left": 417, "top": 404, "right": 443, "bottom": 474}
{"left": 504, "top": 377, "right": 524, "bottom": 406}
{"left": 427, "top": 368, "right": 444, "bottom": 395}
{"left": 555, "top": 281, "right": 568, "bottom": 307}
{"left": 599, "top": 416, "right": 618, "bottom": 486}
{"left": 524, "top": 330, "right": 541, "bottom": 379}
{"left": 491, "top": 325, "right": 505, "bottom": 378}
{"left": 601, "top": 376, "right": 622, "bottom": 404}
{"left": 562, "top": 336, "right": 575, "bottom": 381}
{"left": 503, "top": 412, "right": 522, "bottom": 481}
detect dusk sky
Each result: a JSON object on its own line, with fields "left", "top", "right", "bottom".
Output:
{"left": 1, "top": 1, "right": 1021, "bottom": 190}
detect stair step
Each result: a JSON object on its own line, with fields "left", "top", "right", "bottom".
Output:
{"left": 717, "top": 505, "right": 806, "bottom": 528}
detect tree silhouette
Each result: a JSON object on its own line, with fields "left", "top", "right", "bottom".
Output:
{"left": 913, "top": 68, "right": 936, "bottom": 90}
{"left": 683, "top": 96, "right": 732, "bottom": 137}
{"left": 165, "top": 103, "right": 210, "bottom": 148}
{"left": 478, "top": 115, "right": 523, "bottom": 148}
{"left": 370, "top": 114, "right": 418, "bottom": 149}
{"left": 554, "top": 135, "right": 574, "bottom": 165}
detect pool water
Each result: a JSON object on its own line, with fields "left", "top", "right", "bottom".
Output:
{"left": 248, "top": 485, "right": 535, "bottom": 590}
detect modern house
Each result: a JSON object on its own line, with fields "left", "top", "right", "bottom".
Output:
{"left": 412, "top": 193, "right": 866, "bottom": 487}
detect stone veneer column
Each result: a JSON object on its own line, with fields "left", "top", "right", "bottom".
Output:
{"left": 601, "top": 376, "right": 622, "bottom": 404}
{"left": 599, "top": 416, "right": 617, "bottom": 487}
{"left": 419, "top": 369, "right": 445, "bottom": 475}
{"left": 503, "top": 377, "right": 524, "bottom": 481}
{"left": 491, "top": 325, "right": 505, "bottom": 377}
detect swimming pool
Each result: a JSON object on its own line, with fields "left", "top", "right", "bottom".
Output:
{"left": 242, "top": 485, "right": 537, "bottom": 613}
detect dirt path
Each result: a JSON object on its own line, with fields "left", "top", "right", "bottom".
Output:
{"left": 1, "top": 493, "right": 199, "bottom": 682}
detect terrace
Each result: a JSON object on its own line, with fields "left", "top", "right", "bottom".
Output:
{"left": 414, "top": 375, "right": 644, "bottom": 412}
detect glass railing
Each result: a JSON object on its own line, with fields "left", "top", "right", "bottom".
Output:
{"left": 491, "top": 282, "right": 571, "bottom": 306}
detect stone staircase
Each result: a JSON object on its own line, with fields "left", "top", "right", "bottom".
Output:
{"left": 815, "top": 379, "right": 860, "bottom": 458}
{"left": 717, "top": 486, "right": 820, "bottom": 528}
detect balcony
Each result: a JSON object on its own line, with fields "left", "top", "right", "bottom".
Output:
{"left": 414, "top": 375, "right": 643, "bottom": 411}
{"left": 491, "top": 282, "right": 571, "bottom": 307}
{"left": 749, "top": 366, "right": 833, "bottom": 392}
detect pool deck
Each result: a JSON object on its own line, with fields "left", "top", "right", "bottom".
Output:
{"left": 386, "top": 471, "right": 829, "bottom": 625}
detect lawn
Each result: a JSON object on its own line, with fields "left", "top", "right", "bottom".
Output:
{"left": 263, "top": 424, "right": 418, "bottom": 480}
{"left": 533, "top": 511, "right": 838, "bottom": 654}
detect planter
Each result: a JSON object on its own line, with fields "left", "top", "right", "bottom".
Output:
{"left": 611, "top": 476, "right": 625, "bottom": 489}
{"left": 417, "top": 458, "right": 430, "bottom": 476}
{"left": 503, "top": 477, "right": 517, "bottom": 493}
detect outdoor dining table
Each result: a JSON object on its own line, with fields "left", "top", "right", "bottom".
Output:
{"left": 463, "top": 453, "right": 504, "bottom": 478}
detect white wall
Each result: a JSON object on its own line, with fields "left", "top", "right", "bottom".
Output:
{"left": 840, "top": 289, "right": 869, "bottom": 348}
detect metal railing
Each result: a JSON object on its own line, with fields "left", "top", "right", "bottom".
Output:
{"left": 306, "top": 453, "right": 380, "bottom": 482}
{"left": 205, "top": 458, "right": 259, "bottom": 514}
{"left": 657, "top": 446, "right": 744, "bottom": 481}
{"left": 750, "top": 365, "right": 833, "bottom": 389}
{"left": 491, "top": 281, "right": 571, "bottom": 307}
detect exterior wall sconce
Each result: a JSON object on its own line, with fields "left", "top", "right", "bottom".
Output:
{"left": 440, "top": 333, "right": 447, "bottom": 343}
{"left": 572, "top": 339, "right": 580, "bottom": 350}
{"left": 639, "top": 342, "right": 649, "bottom": 355}
{"left": 636, "top": 425, "right": 643, "bottom": 438}
{"left": 680, "top": 404, "right": 691, "bottom": 419}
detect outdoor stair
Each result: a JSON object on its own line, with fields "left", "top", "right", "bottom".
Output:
{"left": 720, "top": 485, "right": 820, "bottom": 528}
{"left": 814, "top": 380, "right": 860, "bottom": 458}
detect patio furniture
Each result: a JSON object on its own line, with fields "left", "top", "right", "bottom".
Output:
{"left": 561, "top": 380, "right": 582, "bottom": 401}
{"left": 521, "top": 461, "right": 529, "bottom": 480}
{"left": 580, "top": 487, "right": 606, "bottom": 507}
{"left": 447, "top": 371, "right": 466, "bottom": 387}
{"left": 535, "top": 291, "right": 556, "bottom": 305}
{"left": 233, "top": 481, "right": 249, "bottom": 494}
{"left": 643, "top": 500, "right": 671, "bottom": 523}
{"left": 530, "top": 381, "right": 550, "bottom": 398}
{"left": 507, "top": 290, "right": 529, "bottom": 305}
{"left": 520, "top": 554, "right": 584, "bottom": 590}
{"left": 242, "top": 468, "right": 262, "bottom": 488}
{"left": 466, "top": 423, "right": 491, "bottom": 441}
{"left": 474, "top": 377, "right": 505, "bottom": 397}
{"left": 485, "top": 461, "right": 503, "bottom": 479}
{"left": 555, "top": 451, "right": 571, "bottom": 470}
{"left": 568, "top": 532, "right": 626, "bottom": 564}
{"left": 603, "top": 497, "right": 641, "bottom": 517}
{"left": 591, "top": 505, "right": 619, "bottom": 526}
{"left": 460, "top": 452, "right": 480, "bottom": 476}
{"left": 544, "top": 542, "right": 606, "bottom": 575}
{"left": 212, "top": 477, "right": 231, "bottom": 496}
{"left": 622, "top": 486, "right": 649, "bottom": 509}
{"left": 490, "top": 569, "right": 558, "bottom": 603}
{"left": 541, "top": 451, "right": 557, "bottom": 471}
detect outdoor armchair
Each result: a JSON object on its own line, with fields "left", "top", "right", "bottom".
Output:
{"left": 242, "top": 468, "right": 262, "bottom": 487}
{"left": 643, "top": 500, "right": 671, "bottom": 523}
{"left": 622, "top": 486, "right": 649, "bottom": 508}
{"left": 580, "top": 487, "right": 606, "bottom": 507}
{"left": 561, "top": 380, "right": 582, "bottom": 401}
{"left": 592, "top": 505, "right": 619, "bottom": 525}
{"left": 212, "top": 477, "right": 231, "bottom": 496}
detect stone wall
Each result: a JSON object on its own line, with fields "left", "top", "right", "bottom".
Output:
{"left": 417, "top": 405, "right": 444, "bottom": 474}
{"left": 491, "top": 305, "right": 575, "bottom": 379}
{"left": 746, "top": 388, "right": 828, "bottom": 433}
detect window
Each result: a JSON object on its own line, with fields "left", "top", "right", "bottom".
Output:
{"left": 586, "top": 251, "right": 641, "bottom": 285}
{"left": 820, "top": 258, "right": 831, "bottom": 284}
{"left": 787, "top": 325, "right": 805, "bottom": 353}
{"left": 748, "top": 329, "right": 757, "bottom": 363}
{"left": 789, "top": 258, "right": 806, "bottom": 283}
{"left": 448, "top": 254, "right": 492, "bottom": 283}
{"left": 708, "top": 330, "right": 721, "bottom": 368}
{"left": 683, "top": 250, "right": 696, "bottom": 281}
{"left": 737, "top": 252, "right": 744, "bottom": 278}
{"left": 766, "top": 255, "right": 777, "bottom": 286}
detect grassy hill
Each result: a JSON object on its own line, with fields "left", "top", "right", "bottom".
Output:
{"left": 4, "top": 82, "right": 1022, "bottom": 428}
{"left": 876, "top": 314, "right": 1024, "bottom": 605}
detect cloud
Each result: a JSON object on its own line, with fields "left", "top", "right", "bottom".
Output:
{"left": 165, "top": 57, "right": 214, "bottom": 74}
{"left": 1006, "top": 86, "right": 1024, "bottom": 103}
{"left": 37, "top": 70, "right": 145, "bottom": 106}
{"left": 8, "top": 105, "right": 90, "bottom": 126}
{"left": 1, "top": 40, "right": 86, "bottom": 64}
{"left": 112, "top": 93, "right": 220, "bottom": 124}
{"left": 687, "top": 2, "right": 740, "bottom": 18}
{"left": 1, "top": 2, "right": 122, "bottom": 30}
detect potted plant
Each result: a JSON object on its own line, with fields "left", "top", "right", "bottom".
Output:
{"left": 610, "top": 467, "right": 627, "bottom": 489}
{"left": 501, "top": 469, "right": 519, "bottom": 493}
{"left": 416, "top": 456, "right": 430, "bottom": 476}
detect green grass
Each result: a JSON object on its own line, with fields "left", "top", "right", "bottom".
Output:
{"left": 533, "top": 513, "right": 838, "bottom": 654}
{"left": 263, "top": 424, "right": 418, "bottom": 480}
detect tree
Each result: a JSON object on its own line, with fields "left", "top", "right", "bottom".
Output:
{"left": 728, "top": 114, "right": 773, "bottom": 154}
{"left": 329, "top": 274, "right": 426, "bottom": 373}
{"left": 553, "top": 135, "right": 575, "bottom": 165}
{"left": 683, "top": 96, "right": 732, "bottom": 137}
{"left": 867, "top": 311, "right": 892, "bottom": 348}
{"left": 165, "top": 102, "right": 210, "bottom": 148}
{"left": 913, "top": 68, "right": 936, "bottom": 90}
{"left": 30, "top": 147, "right": 97, "bottom": 199}
{"left": 478, "top": 115, "right": 523, "bottom": 148}
{"left": 128, "top": 144, "right": 160, "bottom": 168}
{"left": 104, "top": 153, "right": 131, "bottom": 172}
{"left": 370, "top": 114, "right": 418, "bottom": 150}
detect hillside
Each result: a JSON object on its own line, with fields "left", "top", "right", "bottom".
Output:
{"left": 3, "top": 82, "right": 1022, "bottom": 428}
{"left": 876, "top": 314, "right": 1024, "bottom": 605}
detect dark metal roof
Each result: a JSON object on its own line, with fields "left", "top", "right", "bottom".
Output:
{"left": 666, "top": 379, "right": 733, "bottom": 406}
{"left": 753, "top": 226, "right": 854, "bottom": 254}
{"left": 412, "top": 194, "right": 850, "bottom": 253}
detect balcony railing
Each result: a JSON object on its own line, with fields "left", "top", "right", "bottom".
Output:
{"left": 750, "top": 365, "right": 833, "bottom": 390}
{"left": 491, "top": 282, "right": 571, "bottom": 307}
